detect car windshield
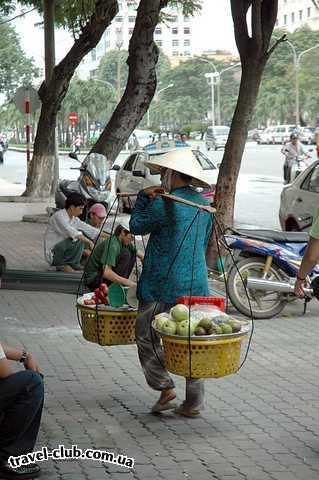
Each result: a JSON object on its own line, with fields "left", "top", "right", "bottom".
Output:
{"left": 192, "top": 150, "right": 216, "bottom": 170}
{"left": 213, "top": 127, "right": 230, "bottom": 136}
{"left": 85, "top": 153, "right": 111, "bottom": 187}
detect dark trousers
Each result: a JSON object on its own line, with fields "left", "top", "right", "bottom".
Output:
{"left": 283, "top": 163, "right": 291, "bottom": 183}
{"left": 52, "top": 238, "right": 84, "bottom": 269}
{"left": 0, "top": 371, "right": 44, "bottom": 463}
{"left": 87, "top": 248, "right": 136, "bottom": 290}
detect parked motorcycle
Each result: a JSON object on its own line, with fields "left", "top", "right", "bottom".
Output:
{"left": 55, "top": 152, "right": 114, "bottom": 217}
{"left": 223, "top": 228, "right": 319, "bottom": 319}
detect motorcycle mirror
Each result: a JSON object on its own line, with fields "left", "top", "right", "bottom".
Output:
{"left": 112, "top": 164, "right": 120, "bottom": 171}
{"left": 69, "top": 152, "right": 81, "bottom": 163}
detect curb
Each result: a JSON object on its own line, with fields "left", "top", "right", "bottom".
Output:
{"left": 22, "top": 214, "right": 49, "bottom": 224}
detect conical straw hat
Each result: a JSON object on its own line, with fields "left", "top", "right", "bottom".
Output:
{"left": 144, "top": 148, "right": 211, "bottom": 188}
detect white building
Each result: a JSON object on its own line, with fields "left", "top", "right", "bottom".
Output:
{"left": 277, "top": 0, "right": 319, "bottom": 31}
{"left": 79, "top": 1, "right": 196, "bottom": 78}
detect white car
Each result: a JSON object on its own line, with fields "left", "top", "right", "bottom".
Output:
{"left": 113, "top": 141, "right": 219, "bottom": 211}
{"left": 279, "top": 160, "right": 319, "bottom": 231}
{"left": 257, "top": 128, "right": 274, "bottom": 145}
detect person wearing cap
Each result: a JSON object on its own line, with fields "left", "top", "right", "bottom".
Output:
{"left": 44, "top": 193, "right": 102, "bottom": 273}
{"left": 281, "top": 133, "right": 309, "bottom": 184}
{"left": 84, "top": 220, "right": 143, "bottom": 291}
{"left": 129, "top": 148, "right": 213, "bottom": 418}
{"left": 87, "top": 203, "right": 107, "bottom": 229}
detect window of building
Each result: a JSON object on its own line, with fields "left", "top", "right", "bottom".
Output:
{"left": 118, "top": 2, "right": 122, "bottom": 10}
{"left": 91, "top": 49, "right": 97, "bottom": 61}
{"left": 184, "top": 51, "right": 191, "bottom": 56}
{"left": 116, "top": 16, "right": 123, "bottom": 22}
{"left": 172, "top": 27, "right": 178, "bottom": 34}
{"left": 184, "top": 27, "right": 191, "bottom": 34}
{"left": 155, "top": 27, "right": 162, "bottom": 35}
{"left": 172, "top": 39, "right": 179, "bottom": 47}
{"left": 172, "top": 51, "right": 179, "bottom": 56}
{"left": 116, "top": 27, "right": 122, "bottom": 34}
{"left": 284, "top": 14, "right": 287, "bottom": 25}
{"left": 291, "top": 12, "right": 295, "bottom": 23}
{"left": 128, "top": 28, "right": 134, "bottom": 35}
{"left": 299, "top": 10, "right": 303, "bottom": 21}
{"left": 171, "top": 16, "right": 178, "bottom": 22}
{"left": 105, "top": 40, "right": 110, "bottom": 48}
{"left": 128, "top": 16, "right": 136, "bottom": 23}
{"left": 157, "top": 40, "right": 162, "bottom": 47}
{"left": 183, "top": 16, "right": 190, "bottom": 22}
{"left": 308, "top": 7, "right": 311, "bottom": 17}
{"left": 184, "top": 39, "right": 191, "bottom": 47}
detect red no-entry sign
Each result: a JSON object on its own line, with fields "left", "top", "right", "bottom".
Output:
{"left": 68, "top": 112, "right": 79, "bottom": 125}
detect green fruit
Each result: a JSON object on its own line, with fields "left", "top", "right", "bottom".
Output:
{"left": 170, "top": 304, "right": 189, "bottom": 322}
{"left": 199, "top": 317, "right": 212, "bottom": 330}
{"left": 229, "top": 320, "right": 242, "bottom": 333}
{"left": 161, "top": 319, "right": 177, "bottom": 335}
{"left": 195, "top": 326, "right": 206, "bottom": 336}
{"left": 213, "top": 325, "right": 223, "bottom": 335}
{"left": 155, "top": 315, "right": 168, "bottom": 330}
{"left": 220, "top": 323, "right": 233, "bottom": 334}
{"left": 176, "top": 320, "right": 196, "bottom": 337}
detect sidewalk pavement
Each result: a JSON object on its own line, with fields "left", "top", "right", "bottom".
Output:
{"left": 1, "top": 205, "right": 319, "bottom": 480}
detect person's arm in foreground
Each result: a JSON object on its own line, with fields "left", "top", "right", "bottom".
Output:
{"left": 294, "top": 237, "right": 319, "bottom": 297}
{"left": 0, "top": 343, "right": 41, "bottom": 379}
{"left": 103, "top": 266, "right": 136, "bottom": 287}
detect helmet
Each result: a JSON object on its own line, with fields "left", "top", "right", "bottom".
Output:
{"left": 290, "top": 133, "right": 298, "bottom": 140}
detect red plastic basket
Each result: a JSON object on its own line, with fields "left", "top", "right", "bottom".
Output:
{"left": 176, "top": 296, "right": 225, "bottom": 312}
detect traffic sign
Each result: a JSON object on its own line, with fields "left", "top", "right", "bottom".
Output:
{"left": 13, "top": 86, "right": 41, "bottom": 114}
{"left": 68, "top": 112, "right": 79, "bottom": 125}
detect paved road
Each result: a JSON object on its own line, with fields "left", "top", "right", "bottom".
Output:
{"left": 0, "top": 143, "right": 316, "bottom": 229}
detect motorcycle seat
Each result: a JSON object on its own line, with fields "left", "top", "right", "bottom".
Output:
{"left": 234, "top": 228, "right": 309, "bottom": 244}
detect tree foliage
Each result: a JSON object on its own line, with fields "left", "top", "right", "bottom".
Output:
{"left": 0, "top": 22, "right": 38, "bottom": 98}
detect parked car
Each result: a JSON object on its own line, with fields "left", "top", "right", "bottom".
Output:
{"left": 271, "top": 125, "right": 298, "bottom": 144}
{"left": 279, "top": 159, "right": 319, "bottom": 231}
{"left": 257, "top": 128, "right": 275, "bottom": 145}
{"left": 299, "top": 127, "right": 315, "bottom": 145}
{"left": 205, "top": 125, "right": 230, "bottom": 151}
{"left": 114, "top": 140, "right": 219, "bottom": 211}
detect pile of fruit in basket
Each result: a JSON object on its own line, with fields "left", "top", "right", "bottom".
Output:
{"left": 154, "top": 303, "right": 244, "bottom": 337}
{"left": 83, "top": 283, "right": 109, "bottom": 305}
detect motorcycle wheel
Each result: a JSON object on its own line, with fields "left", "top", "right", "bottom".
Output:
{"left": 227, "top": 257, "right": 287, "bottom": 319}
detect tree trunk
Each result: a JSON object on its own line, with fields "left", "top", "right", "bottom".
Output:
{"left": 24, "top": 0, "right": 118, "bottom": 198}
{"left": 92, "top": 0, "right": 168, "bottom": 161}
{"left": 206, "top": 0, "right": 280, "bottom": 268}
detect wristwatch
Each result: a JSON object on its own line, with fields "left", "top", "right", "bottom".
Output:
{"left": 19, "top": 350, "right": 28, "bottom": 365}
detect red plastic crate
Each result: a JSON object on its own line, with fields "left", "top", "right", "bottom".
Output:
{"left": 176, "top": 296, "right": 225, "bottom": 313}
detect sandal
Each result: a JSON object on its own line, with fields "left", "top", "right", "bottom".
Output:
{"left": 151, "top": 393, "right": 177, "bottom": 413}
{"left": 174, "top": 405, "right": 201, "bottom": 418}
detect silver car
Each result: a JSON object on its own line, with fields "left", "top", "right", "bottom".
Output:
{"left": 279, "top": 160, "right": 319, "bottom": 231}
{"left": 114, "top": 145, "right": 219, "bottom": 211}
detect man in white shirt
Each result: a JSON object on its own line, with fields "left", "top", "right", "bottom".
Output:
{"left": 281, "top": 133, "right": 308, "bottom": 184}
{"left": 44, "top": 193, "right": 104, "bottom": 273}
{"left": 0, "top": 256, "right": 44, "bottom": 479}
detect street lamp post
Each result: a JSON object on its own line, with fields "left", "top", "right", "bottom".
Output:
{"left": 147, "top": 83, "right": 174, "bottom": 128}
{"left": 91, "top": 77, "right": 117, "bottom": 94}
{"left": 115, "top": 30, "right": 124, "bottom": 102}
{"left": 275, "top": 38, "right": 319, "bottom": 126}
{"left": 204, "top": 72, "right": 217, "bottom": 127}
{"left": 199, "top": 57, "right": 241, "bottom": 125}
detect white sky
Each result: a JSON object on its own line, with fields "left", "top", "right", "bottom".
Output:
{"left": 13, "top": 0, "right": 237, "bottom": 72}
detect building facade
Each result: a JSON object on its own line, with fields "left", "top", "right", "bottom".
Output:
{"left": 79, "top": 1, "right": 196, "bottom": 79}
{"left": 277, "top": 0, "right": 319, "bottom": 31}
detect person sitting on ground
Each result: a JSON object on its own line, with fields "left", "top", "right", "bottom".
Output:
{"left": 84, "top": 220, "right": 144, "bottom": 291}
{"left": 0, "top": 255, "right": 44, "bottom": 480}
{"left": 44, "top": 193, "right": 102, "bottom": 273}
{"left": 87, "top": 203, "right": 107, "bottom": 229}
